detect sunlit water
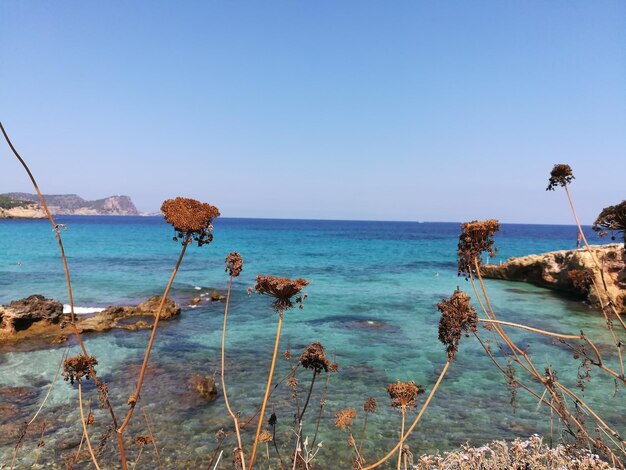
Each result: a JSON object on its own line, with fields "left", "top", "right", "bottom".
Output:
{"left": 0, "top": 217, "right": 622, "bottom": 468}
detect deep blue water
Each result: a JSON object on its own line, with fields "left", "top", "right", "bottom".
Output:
{"left": 0, "top": 217, "right": 622, "bottom": 468}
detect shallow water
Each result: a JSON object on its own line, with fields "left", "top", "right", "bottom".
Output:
{"left": 0, "top": 217, "right": 622, "bottom": 468}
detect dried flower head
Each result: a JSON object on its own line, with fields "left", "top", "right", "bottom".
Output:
{"left": 546, "top": 164, "right": 575, "bottom": 191}
{"left": 283, "top": 350, "right": 292, "bottom": 361}
{"left": 386, "top": 380, "right": 423, "bottom": 410}
{"left": 328, "top": 361, "right": 339, "bottom": 373}
{"left": 287, "top": 376, "right": 299, "bottom": 390}
{"left": 135, "top": 435, "right": 153, "bottom": 446}
{"left": 252, "top": 275, "right": 309, "bottom": 311}
{"left": 161, "top": 197, "right": 220, "bottom": 246}
{"left": 63, "top": 354, "right": 98, "bottom": 385}
{"left": 259, "top": 430, "right": 273, "bottom": 443}
{"left": 457, "top": 219, "right": 500, "bottom": 277}
{"left": 300, "top": 342, "right": 333, "bottom": 373}
{"left": 438, "top": 289, "right": 478, "bottom": 360}
{"left": 364, "top": 397, "right": 377, "bottom": 414}
{"left": 86, "top": 412, "right": 96, "bottom": 425}
{"left": 335, "top": 408, "right": 357, "bottom": 429}
{"left": 593, "top": 200, "right": 626, "bottom": 247}
{"left": 225, "top": 252, "right": 243, "bottom": 277}
{"left": 568, "top": 269, "right": 595, "bottom": 294}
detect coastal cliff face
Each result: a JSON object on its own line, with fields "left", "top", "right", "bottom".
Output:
{"left": 481, "top": 244, "right": 626, "bottom": 314}
{"left": 0, "top": 203, "right": 46, "bottom": 219}
{"left": 1, "top": 193, "right": 139, "bottom": 217}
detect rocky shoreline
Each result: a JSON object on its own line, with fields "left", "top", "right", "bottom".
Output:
{"left": 0, "top": 292, "right": 223, "bottom": 347}
{"left": 481, "top": 244, "right": 625, "bottom": 314}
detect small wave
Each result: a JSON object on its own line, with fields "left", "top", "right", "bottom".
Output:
{"left": 194, "top": 286, "right": 202, "bottom": 290}
{"left": 63, "top": 305, "right": 105, "bottom": 315}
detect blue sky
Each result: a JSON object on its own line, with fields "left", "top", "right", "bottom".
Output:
{"left": 1, "top": 1, "right": 624, "bottom": 223}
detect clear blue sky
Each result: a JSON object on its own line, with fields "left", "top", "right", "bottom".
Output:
{"left": 1, "top": 1, "right": 624, "bottom": 223}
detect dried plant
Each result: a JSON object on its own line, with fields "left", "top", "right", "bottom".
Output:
{"left": 161, "top": 197, "right": 220, "bottom": 246}
{"left": 251, "top": 275, "right": 309, "bottom": 311}
{"left": 546, "top": 163, "right": 575, "bottom": 191}
{"left": 593, "top": 200, "right": 626, "bottom": 248}
{"left": 437, "top": 289, "right": 478, "bottom": 360}
{"left": 225, "top": 252, "right": 244, "bottom": 277}
{"left": 63, "top": 355, "right": 98, "bottom": 385}
{"left": 386, "top": 380, "right": 423, "bottom": 411}
{"left": 300, "top": 342, "right": 332, "bottom": 374}
{"left": 335, "top": 408, "right": 357, "bottom": 430}
{"left": 457, "top": 219, "right": 500, "bottom": 277}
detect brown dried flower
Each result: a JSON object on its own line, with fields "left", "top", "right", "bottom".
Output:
{"left": 259, "top": 430, "right": 273, "bottom": 443}
{"left": 546, "top": 164, "right": 575, "bottom": 191}
{"left": 386, "top": 380, "right": 423, "bottom": 410}
{"left": 135, "top": 435, "right": 153, "bottom": 446}
{"left": 364, "top": 397, "right": 377, "bottom": 414}
{"left": 299, "top": 342, "right": 333, "bottom": 373}
{"left": 86, "top": 412, "right": 96, "bottom": 425}
{"left": 283, "top": 350, "right": 292, "bottom": 361}
{"left": 593, "top": 200, "right": 626, "bottom": 247}
{"left": 328, "top": 361, "right": 339, "bottom": 373}
{"left": 457, "top": 219, "right": 500, "bottom": 277}
{"left": 437, "top": 289, "right": 478, "bottom": 360}
{"left": 568, "top": 269, "right": 595, "bottom": 294}
{"left": 63, "top": 354, "right": 98, "bottom": 385}
{"left": 161, "top": 197, "right": 220, "bottom": 246}
{"left": 287, "top": 376, "right": 299, "bottom": 389}
{"left": 225, "top": 252, "right": 243, "bottom": 277}
{"left": 335, "top": 408, "right": 357, "bottom": 430}
{"left": 252, "top": 275, "right": 309, "bottom": 311}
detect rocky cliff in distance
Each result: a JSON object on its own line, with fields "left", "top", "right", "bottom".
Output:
{"left": 1, "top": 193, "right": 139, "bottom": 216}
{"left": 481, "top": 244, "right": 626, "bottom": 314}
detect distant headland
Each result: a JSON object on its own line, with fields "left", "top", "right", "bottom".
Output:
{"left": 0, "top": 193, "right": 139, "bottom": 218}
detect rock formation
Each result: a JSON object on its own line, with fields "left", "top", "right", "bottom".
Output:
{"left": 481, "top": 244, "right": 625, "bottom": 314}
{"left": 0, "top": 295, "right": 181, "bottom": 342}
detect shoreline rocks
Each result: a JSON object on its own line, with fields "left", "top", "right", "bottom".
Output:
{"left": 481, "top": 244, "right": 625, "bottom": 314}
{"left": 0, "top": 295, "right": 182, "bottom": 343}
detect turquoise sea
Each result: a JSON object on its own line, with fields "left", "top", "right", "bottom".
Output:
{"left": 0, "top": 216, "right": 622, "bottom": 468}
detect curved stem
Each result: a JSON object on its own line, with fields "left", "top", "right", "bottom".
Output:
{"left": 118, "top": 239, "right": 188, "bottom": 435}
{"left": 478, "top": 319, "right": 581, "bottom": 340}
{"left": 0, "top": 121, "right": 125, "bottom": 466}
{"left": 362, "top": 360, "right": 451, "bottom": 470}
{"left": 249, "top": 309, "right": 284, "bottom": 470}
{"left": 221, "top": 276, "right": 246, "bottom": 469}
{"left": 78, "top": 382, "right": 101, "bottom": 470}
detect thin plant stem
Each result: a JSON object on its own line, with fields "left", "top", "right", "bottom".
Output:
{"left": 118, "top": 238, "right": 189, "bottom": 435}
{"left": 132, "top": 447, "right": 144, "bottom": 470}
{"left": 78, "top": 382, "right": 101, "bottom": 470}
{"left": 478, "top": 319, "right": 581, "bottom": 340}
{"left": 358, "top": 412, "right": 369, "bottom": 456}
{"left": 0, "top": 122, "right": 126, "bottom": 466}
{"left": 139, "top": 397, "right": 163, "bottom": 469}
{"left": 362, "top": 360, "right": 451, "bottom": 470}
{"left": 221, "top": 275, "right": 246, "bottom": 469}
{"left": 299, "top": 371, "right": 317, "bottom": 424}
{"left": 396, "top": 408, "right": 405, "bottom": 470}
{"left": 249, "top": 309, "right": 284, "bottom": 470}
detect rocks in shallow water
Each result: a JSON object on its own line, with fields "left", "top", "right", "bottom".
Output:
{"left": 0, "top": 295, "right": 63, "bottom": 334}
{"left": 188, "top": 375, "right": 218, "bottom": 402}
{"left": 209, "top": 290, "right": 225, "bottom": 301}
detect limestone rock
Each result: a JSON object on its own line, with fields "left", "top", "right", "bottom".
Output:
{"left": 0, "top": 295, "right": 63, "bottom": 333}
{"left": 188, "top": 375, "right": 218, "bottom": 402}
{"left": 209, "top": 290, "right": 225, "bottom": 301}
{"left": 481, "top": 244, "right": 625, "bottom": 314}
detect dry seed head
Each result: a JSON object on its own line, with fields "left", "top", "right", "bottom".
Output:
{"left": 287, "top": 376, "right": 299, "bottom": 390}
{"left": 335, "top": 408, "right": 357, "bottom": 429}
{"left": 593, "top": 200, "right": 626, "bottom": 247}
{"left": 299, "top": 341, "right": 333, "bottom": 373}
{"left": 268, "top": 412, "right": 277, "bottom": 427}
{"left": 364, "top": 397, "right": 377, "bottom": 414}
{"left": 252, "top": 275, "right": 309, "bottom": 311}
{"left": 259, "top": 430, "right": 273, "bottom": 443}
{"left": 386, "top": 380, "right": 423, "bottom": 410}
{"left": 457, "top": 219, "right": 500, "bottom": 277}
{"left": 225, "top": 252, "right": 243, "bottom": 277}
{"left": 63, "top": 354, "right": 98, "bottom": 385}
{"left": 546, "top": 164, "right": 575, "bottom": 191}
{"left": 135, "top": 435, "right": 153, "bottom": 446}
{"left": 437, "top": 289, "right": 478, "bottom": 360}
{"left": 161, "top": 197, "right": 220, "bottom": 247}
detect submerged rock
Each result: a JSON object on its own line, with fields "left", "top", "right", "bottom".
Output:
{"left": 209, "top": 290, "right": 225, "bottom": 301}
{"left": 188, "top": 375, "right": 218, "bottom": 402}
{"left": 481, "top": 244, "right": 625, "bottom": 314}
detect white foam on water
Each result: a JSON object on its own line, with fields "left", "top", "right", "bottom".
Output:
{"left": 63, "top": 305, "right": 105, "bottom": 315}
{"left": 194, "top": 286, "right": 202, "bottom": 290}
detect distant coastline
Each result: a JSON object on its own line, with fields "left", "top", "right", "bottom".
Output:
{"left": 0, "top": 192, "right": 139, "bottom": 218}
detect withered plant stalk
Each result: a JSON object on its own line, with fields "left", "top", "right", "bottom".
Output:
{"left": 78, "top": 381, "right": 101, "bottom": 470}
{"left": 221, "top": 274, "right": 246, "bottom": 469}
{"left": 362, "top": 361, "right": 451, "bottom": 470}
{"left": 397, "top": 407, "right": 406, "bottom": 470}
{"left": 0, "top": 122, "right": 125, "bottom": 467}
{"left": 249, "top": 308, "right": 285, "bottom": 469}
{"left": 117, "top": 237, "right": 189, "bottom": 437}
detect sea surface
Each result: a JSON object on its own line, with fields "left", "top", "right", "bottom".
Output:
{"left": 0, "top": 216, "right": 623, "bottom": 468}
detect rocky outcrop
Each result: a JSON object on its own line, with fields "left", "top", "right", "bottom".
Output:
{"left": 0, "top": 203, "right": 46, "bottom": 219}
{"left": 1, "top": 193, "right": 139, "bottom": 216}
{"left": 0, "top": 295, "right": 181, "bottom": 342}
{"left": 0, "top": 295, "right": 63, "bottom": 333}
{"left": 481, "top": 244, "right": 625, "bottom": 314}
